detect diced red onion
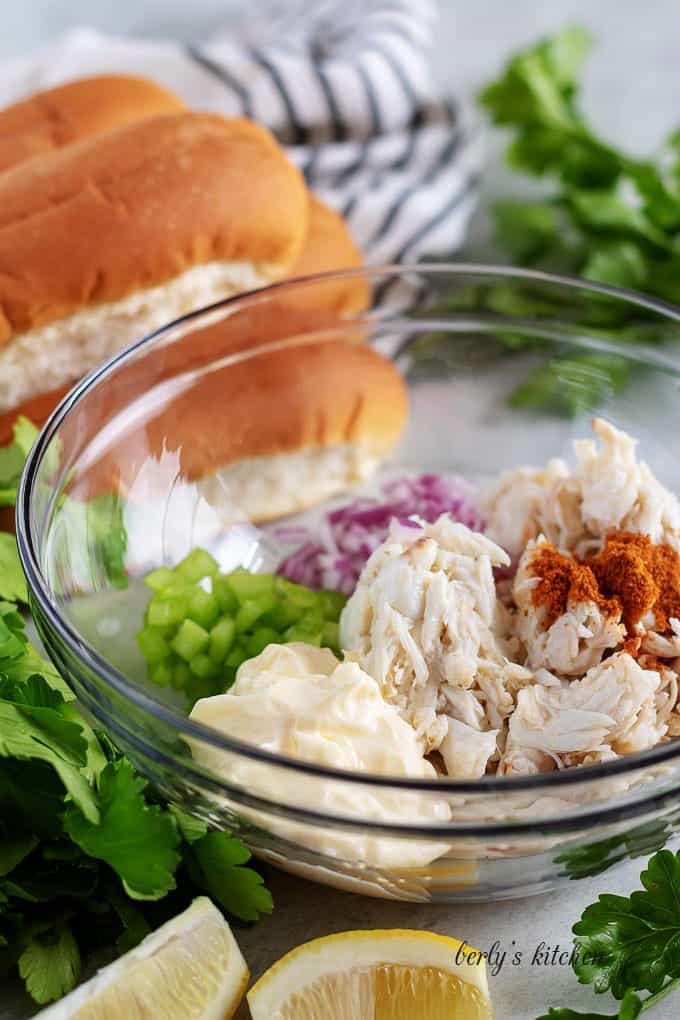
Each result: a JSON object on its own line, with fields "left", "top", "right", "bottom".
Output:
{"left": 276, "top": 474, "right": 484, "bottom": 594}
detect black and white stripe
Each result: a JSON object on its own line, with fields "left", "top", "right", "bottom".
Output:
{"left": 0, "top": 0, "right": 481, "bottom": 267}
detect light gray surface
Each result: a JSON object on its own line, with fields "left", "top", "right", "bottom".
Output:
{"left": 2, "top": 2, "right": 680, "bottom": 1018}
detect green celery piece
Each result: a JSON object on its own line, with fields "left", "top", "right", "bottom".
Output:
{"left": 208, "top": 618, "right": 236, "bottom": 663}
{"left": 149, "top": 660, "right": 174, "bottom": 687}
{"left": 171, "top": 619, "right": 210, "bottom": 662}
{"left": 18, "top": 923, "right": 81, "bottom": 1005}
{"left": 317, "top": 589, "right": 347, "bottom": 620}
{"left": 225, "top": 644, "right": 249, "bottom": 670}
{"left": 143, "top": 566, "right": 176, "bottom": 592}
{"left": 212, "top": 575, "right": 239, "bottom": 614}
{"left": 171, "top": 660, "right": 192, "bottom": 691}
{"left": 226, "top": 569, "right": 275, "bottom": 603}
{"left": 275, "top": 576, "right": 318, "bottom": 609}
{"left": 135, "top": 627, "right": 171, "bottom": 664}
{"left": 187, "top": 588, "right": 220, "bottom": 630}
{"left": 188, "top": 653, "right": 220, "bottom": 680}
{"left": 284, "top": 626, "right": 322, "bottom": 646}
{"left": 246, "top": 627, "right": 281, "bottom": 659}
{"left": 147, "top": 593, "right": 189, "bottom": 628}
{"left": 260, "top": 598, "right": 304, "bottom": 630}
{"left": 234, "top": 594, "right": 277, "bottom": 633}
{"left": 321, "top": 621, "right": 340, "bottom": 652}
{"left": 174, "top": 548, "right": 218, "bottom": 584}
{"left": 64, "top": 758, "right": 181, "bottom": 900}
{"left": 184, "top": 830, "right": 273, "bottom": 922}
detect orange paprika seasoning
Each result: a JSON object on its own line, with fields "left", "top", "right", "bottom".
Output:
{"left": 528, "top": 530, "right": 680, "bottom": 657}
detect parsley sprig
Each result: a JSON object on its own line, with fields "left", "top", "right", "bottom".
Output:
{"left": 458, "top": 26, "right": 680, "bottom": 414}
{"left": 538, "top": 850, "right": 680, "bottom": 1018}
{"left": 0, "top": 426, "right": 272, "bottom": 1006}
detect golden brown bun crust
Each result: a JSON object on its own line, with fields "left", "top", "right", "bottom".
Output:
{"left": 0, "top": 302, "right": 368, "bottom": 447}
{"left": 0, "top": 112, "right": 308, "bottom": 345}
{"left": 0, "top": 75, "right": 185, "bottom": 173}
{"left": 286, "top": 195, "right": 370, "bottom": 314}
{"left": 74, "top": 339, "right": 408, "bottom": 499}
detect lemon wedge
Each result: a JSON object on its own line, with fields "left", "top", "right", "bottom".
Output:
{"left": 34, "top": 897, "right": 249, "bottom": 1020}
{"left": 247, "top": 929, "right": 493, "bottom": 1019}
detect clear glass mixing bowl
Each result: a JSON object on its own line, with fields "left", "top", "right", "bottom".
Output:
{"left": 17, "top": 265, "right": 680, "bottom": 902}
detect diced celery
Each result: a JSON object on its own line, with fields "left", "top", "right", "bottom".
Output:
{"left": 172, "top": 661, "right": 192, "bottom": 691}
{"left": 187, "top": 588, "right": 220, "bottom": 630}
{"left": 275, "top": 577, "right": 318, "bottom": 609}
{"left": 171, "top": 619, "right": 210, "bottom": 661}
{"left": 260, "top": 598, "right": 302, "bottom": 630}
{"left": 234, "top": 594, "right": 277, "bottom": 633}
{"left": 226, "top": 569, "right": 275, "bottom": 603}
{"left": 147, "top": 593, "right": 189, "bottom": 627}
{"left": 149, "top": 660, "right": 174, "bottom": 687}
{"left": 225, "top": 644, "right": 248, "bottom": 670}
{"left": 144, "top": 566, "right": 176, "bottom": 592}
{"left": 290, "top": 609, "right": 325, "bottom": 635}
{"left": 246, "top": 627, "right": 281, "bottom": 658}
{"left": 209, "top": 618, "right": 236, "bottom": 663}
{"left": 284, "top": 625, "right": 322, "bottom": 646}
{"left": 213, "top": 575, "right": 238, "bottom": 615}
{"left": 321, "top": 621, "right": 340, "bottom": 651}
{"left": 136, "top": 627, "right": 171, "bottom": 663}
{"left": 318, "top": 589, "right": 347, "bottom": 620}
{"left": 175, "top": 548, "right": 219, "bottom": 583}
{"left": 189, "top": 653, "right": 220, "bottom": 680}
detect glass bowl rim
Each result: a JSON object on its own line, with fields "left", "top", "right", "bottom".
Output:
{"left": 16, "top": 262, "right": 680, "bottom": 799}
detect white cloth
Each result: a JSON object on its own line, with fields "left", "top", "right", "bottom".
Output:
{"left": 0, "top": 0, "right": 482, "bottom": 264}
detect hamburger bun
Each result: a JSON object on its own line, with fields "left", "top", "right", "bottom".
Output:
{"left": 0, "top": 75, "right": 185, "bottom": 173}
{"left": 70, "top": 337, "right": 408, "bottom": 523}
{"left": 0, "top": 111, "right": 308, "bottom": 413}
{"left": 286, "top": 195, "right": 370, "bottom": 314}
{"left": 0, "top": 204, "right": 370, "bottom": 441}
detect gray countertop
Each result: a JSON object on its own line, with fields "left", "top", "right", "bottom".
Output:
{"left": 2, "top": 2, "right": 680, "bottom": 1018}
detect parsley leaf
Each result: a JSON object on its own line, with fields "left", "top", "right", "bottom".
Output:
{"left": 0, "top": 535, "right": 27, "bottom": 604}
{"left": 574, "top": 850, "right": 680, "bottom": 998}
{"left": 64, "top": 758, "right": 181, "bottom": 899}
{"left": 508, "top": 353, "right": 630, "bottom": 416}
{"left": 18, "top": 923, "right": 81, "bottom": 1004}
{"left": 474, "top": 27, "right": 680, "bottom": 414}
{"left": 0, "top": 417, "right": 38, "bottom": 507}
{"left": 0, "top": 693, "right": 98, "bottom": 824}
{"left": 185, "top": 830, "right": 274, "bottom": 922}
{"left": 536, "top": 989, "right": 643, "bottom": 1020}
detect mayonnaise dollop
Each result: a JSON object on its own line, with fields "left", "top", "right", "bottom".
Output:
{"left": 189, "top": 643, "right": 450, "bottom": 867}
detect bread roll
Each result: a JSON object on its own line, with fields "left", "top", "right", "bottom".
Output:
{"left": 0, "top": 75, "right": 185, "bottom": 173}
{"left": 286, "top": 195, "right": 370, "bottom": 314}
{"left": 71, "top": 338, "right": 408, "bottom": 522}
{"left": 0, "top": 111, "right": 308, "bottom": 413}
{"left": 0, "top": 198, "right": 369, "bottom": 438}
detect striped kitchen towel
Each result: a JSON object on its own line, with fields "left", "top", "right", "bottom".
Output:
{"left": 0, "top": 0, "right": 482, "bottom": 264}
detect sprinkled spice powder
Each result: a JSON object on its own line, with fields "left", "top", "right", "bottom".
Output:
{"left": 529, "top": 530, "right": 680, "bottom": 649}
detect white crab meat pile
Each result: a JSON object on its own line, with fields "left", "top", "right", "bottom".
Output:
{"left": 340, "top": 418, "right": 680, "bottom": 779}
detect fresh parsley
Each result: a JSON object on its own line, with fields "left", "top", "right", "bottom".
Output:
{"left": 473, "top": 27, "right": 680, "bottom": 413}
{"left": 0, "top": 423, "right": 273, "bottom": 1005}
{"left": 539, "top": 849, "right": 680, "bottom": 1018}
